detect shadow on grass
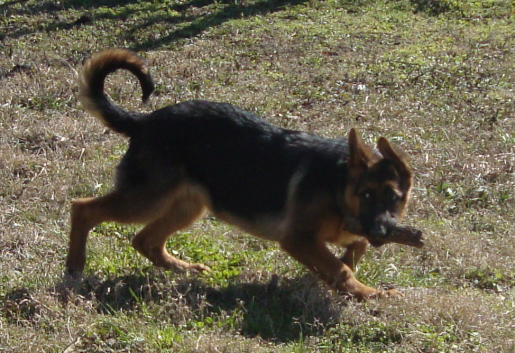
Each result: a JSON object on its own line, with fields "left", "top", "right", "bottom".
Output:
{"left": 203, "top": 275, "right": 341, "bottom": 341}
{"left": 128, "top": 0, "right": 310, "bottom": 51}
{"left": 410, "top": 0, "right": 463, "bottom": 16}
{"left": 2, "top": 0, "right": 309, "bottom": 51}
{"left": 0, "top": 0, "right": 422, "bottom": 53}
{"left": 56, "top": 271, "right": 342, "bottom": 342}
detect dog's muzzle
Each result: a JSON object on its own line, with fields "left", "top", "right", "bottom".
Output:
{"left": 365, "top": 212, "right": 397, "bottom": 247}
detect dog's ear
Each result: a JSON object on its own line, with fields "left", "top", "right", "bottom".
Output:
{"left": 377, "top": 137, "right": 412, "bottom": 189}
{"left": 348, "top": 128, "right": 374, "bottom": 178}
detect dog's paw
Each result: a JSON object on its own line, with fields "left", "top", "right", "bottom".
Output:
{"left": 350, "top": 288, "right": 404, "bottom": 301}
{"left": 382, "top": 288, "right": 404, "bottom": 298}
{"left": 188, "top": 263, "right": 211, "bottom": 273}
{"left": 65, "top": 264, "right": 86, "bottom": 279}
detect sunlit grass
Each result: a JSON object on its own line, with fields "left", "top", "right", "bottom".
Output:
{"left": 1, "top": 0, "right": 514, "bottom": 351}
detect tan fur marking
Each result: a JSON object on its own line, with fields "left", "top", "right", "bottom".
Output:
{"left": 343, "top": 184, "right": 360, "bottom": 218}
{"left": 66, "top": 183, "right": 211, "bottom": 273}
{"left": 317, "top": 212, "right": 363, "bottom": 247}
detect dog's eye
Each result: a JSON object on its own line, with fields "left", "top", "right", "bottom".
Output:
{"left": 362, "top": 190, "right": 372, "bottom": 200}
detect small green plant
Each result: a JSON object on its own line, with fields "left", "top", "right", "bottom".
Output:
{"left": 464, "top": 267, "right": 515, "bottom": 292}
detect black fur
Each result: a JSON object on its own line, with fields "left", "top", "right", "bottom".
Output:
{"left": 118, "top": 100, "right": 351, "bottom": 221}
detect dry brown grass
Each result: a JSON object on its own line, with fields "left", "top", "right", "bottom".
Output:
{"left": 1, "top": 0, "right": 515, "bottom": 352}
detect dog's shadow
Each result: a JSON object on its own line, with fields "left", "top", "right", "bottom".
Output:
{"left": 57, "top": 270, "right": 342, "bottom": 342}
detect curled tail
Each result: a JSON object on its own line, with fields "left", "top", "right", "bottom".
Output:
{"left": 78, "top": 49, "right": 155, "bottom": 136}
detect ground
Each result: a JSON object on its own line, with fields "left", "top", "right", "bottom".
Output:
{"left": 0, "top": 0, "right": 514, "bottom": 352}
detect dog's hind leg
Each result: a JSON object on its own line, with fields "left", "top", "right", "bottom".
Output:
{"left": 66, "top": 189, "right": 174, "bottom": 274}
{"left": 131, "top": 194, "right": 210, "bottom": 273}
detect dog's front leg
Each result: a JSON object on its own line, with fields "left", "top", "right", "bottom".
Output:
{"left": 340, "top": 238, "right": 370, "bottom": 272}
{"left": 280, "top": 233, "right": 401, "bottom": 300}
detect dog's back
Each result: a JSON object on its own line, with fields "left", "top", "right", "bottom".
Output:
{"left": 118, "top": 98, "right": 351, "bottom": 222}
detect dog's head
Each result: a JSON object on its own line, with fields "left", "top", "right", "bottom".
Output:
{"left": 344, "top": 129, "right": 413, "bottom": 247}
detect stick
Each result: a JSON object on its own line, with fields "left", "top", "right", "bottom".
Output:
{"left": 343, "top": 216, "right": 424, "bottom": 248}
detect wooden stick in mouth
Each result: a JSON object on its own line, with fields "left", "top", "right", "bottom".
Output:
{"left": 343, "top": 216, "right": 424, "bottom": 248}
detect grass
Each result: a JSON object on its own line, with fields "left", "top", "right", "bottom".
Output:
{"left": 1, "top": 0, "right": 515, "bottom": 351}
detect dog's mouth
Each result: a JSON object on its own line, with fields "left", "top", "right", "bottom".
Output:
{"left": 341, "top": 215, "right": 392, "bottom": 247}
{"left": 367, "top": 237, "right": 387, "bottom": 248}
{"left": 363, "top": 223, "right": 393, "bottom": 247}
{"left": 362, "top": 215, "right": 397, "bottom": 248}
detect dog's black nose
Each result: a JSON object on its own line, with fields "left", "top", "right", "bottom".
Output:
{"left": 370, "top": 213, "right": 396, "bottom": 239}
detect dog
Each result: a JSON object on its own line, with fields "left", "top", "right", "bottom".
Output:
{"left": 66, "top": 49, "right": 413, "bottom": 300}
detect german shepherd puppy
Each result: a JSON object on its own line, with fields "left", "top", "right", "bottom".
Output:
{"left": 67, "top": 49, "right": 413, "bottom": 300}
